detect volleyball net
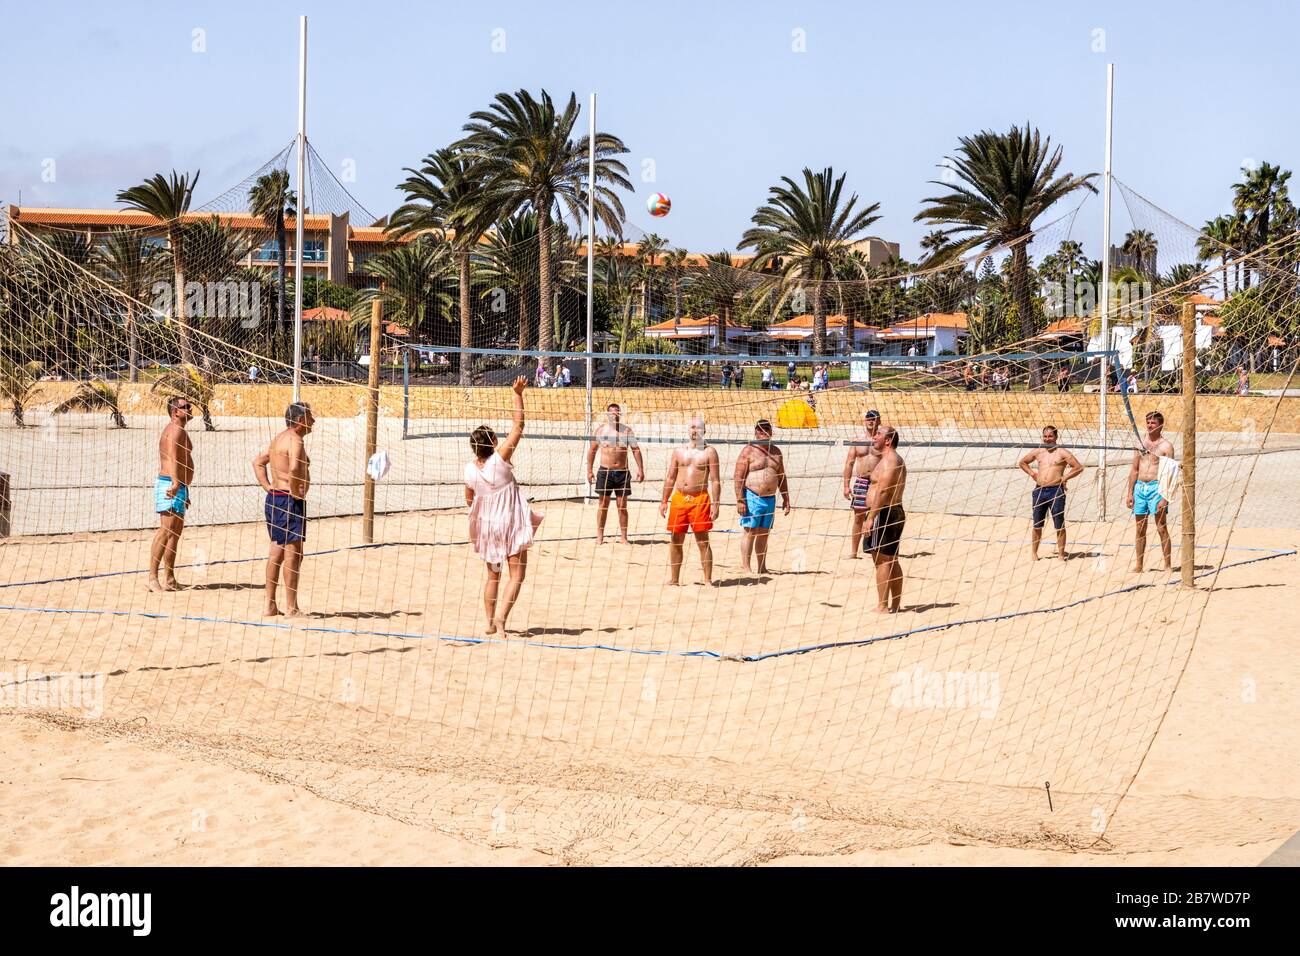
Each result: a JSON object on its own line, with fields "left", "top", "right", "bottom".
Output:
{"left": 2, "top": 152, "right": 1299, "bottom": 862}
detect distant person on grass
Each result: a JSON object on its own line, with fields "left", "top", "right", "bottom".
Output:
{"left": 148, "top": 395, "right": 195, "bottom": 593}
{"left": 734, "top": 419, "right": 791, "bottom": 577}
{"left": 1018, "top": 425, "right": 1085, "bottom": 561}
{"left": 252, "top": 402, "right": 315, "bottom": 617}
{"left": 661, "top": 415, "right": 721, "bottom": 586}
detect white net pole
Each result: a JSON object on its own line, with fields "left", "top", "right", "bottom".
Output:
{"left": 1098, "top": 62, "right": 1114, "bottom": 518}
{"left": 292, "top": 15, "right": 307, "bottom": 402}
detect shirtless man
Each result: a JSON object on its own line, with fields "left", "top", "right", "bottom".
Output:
{"left": 660, "top": 415, "right": 721, "bottom": 585}
{"left": 1126, "top": 410, "right": 1175, "bottom": 573}
{"left": 864, "top": 426, "right": 907, "bottom": 613}
{"left": 734, "top": 419, "right": 791, "bottom": 576}
{"left": 252, "top": 402, "right": 315, "bottom": 616}
{"left": 842, "top": 409, "right": 882, "bottom": 557}
{"left": 1017, "top": 425, "right": 1084, "bottom": 561}
{"left": 586, "top": 403, "right": 645, "bottom": 545}
{"left": 148, "top": 395, "right": 195, "bottom": 592}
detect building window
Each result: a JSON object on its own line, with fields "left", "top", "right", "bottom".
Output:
{"left": 304, "top": 240, "right": 325, "bottom": 262}
{"left": 253, "top": 239, "right": 281, "bottom": 261}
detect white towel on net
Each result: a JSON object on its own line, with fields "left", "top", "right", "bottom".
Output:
{"left": 1156, "top": 455, "right": 1181, "bottom": 502}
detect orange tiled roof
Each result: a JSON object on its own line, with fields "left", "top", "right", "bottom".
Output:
{"left": 643, "top": 314, "right": 743, "bottom": 332}
{"left": 1186, "top": 293, "right": 1223, "bottom": 306}
{"left": 769, "top": 313, "right": 854, "bottom": 329}
{"left": 9, "top": 206, "right": 338, "bottom": 231}
{"left": 301, "top": 306, "right": 352, "bottom": 323}
{"left": 1036, "top": 317, "right": 1086, "bottom": 336}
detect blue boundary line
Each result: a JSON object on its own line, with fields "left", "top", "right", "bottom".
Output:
{"left": 0, "top": 548, "right": 1291, "bottom": 664}
{"left": 1, "top": 532, "right": 1289, "bottom": 591}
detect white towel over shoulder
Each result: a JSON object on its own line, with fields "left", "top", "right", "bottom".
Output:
{"left": 1156, "top": 455, "right": 1181, "bottom": 501}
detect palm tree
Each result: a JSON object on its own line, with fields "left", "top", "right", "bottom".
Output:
{"left": 150, "top": 364, "right": 220, "bottom": 431}
{"left": 53, "top": 380, "right": 126, "bottom": 428}
{"left": 701, "top": 252, "right": 752, "bottom": 352}
{"left": 1121, "top": 229, "right": 1158, "bottom": 277}
{"left": 739, "top": 167, "right": 881, "bottom": 356}
{"left": 660, "top": 248, "right": 691, "bottom": 321}
{"left": 117, "top": 171, "right": 200, "bottom": 366}
{"left": 27, "top": 231, "right": 95, "bottom": 373}
{"left": 635, "top": 233, "right": 668, "bottom": 323}
{"left": 919, "top": 230, "right": 950, "bottom": 263}
{"left": 354, "top": 237, "right": 454, "bottom": 342}
{"left": 390, "top": 148, "right": 501, "bottom": 384}
{"left": 1056, "top": 239, "right": 1085, "bottom": 281}
{"left": 94, "top": 229, "right": 166, "bottom": 382}
{"left": 0, "top": 357, "right": 42, "bottom": 427}
{"left": 915, "top": 126, "right": 1097, "bottom": 387}
{"left": 477, "top": 212, "right": 542, "bottom": 351}
{"left": 1196, "top": 215, "right": 1237, "bottom": 301}
{"left": 247, "top": 170, "right": 296, "bottom": 334}
{"left": 455, "top": 89, "right": 631, "bottom": 354}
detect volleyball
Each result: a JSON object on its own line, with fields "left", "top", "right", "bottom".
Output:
{"left": 647, "top": 192, "right": 671, "bottom": 217}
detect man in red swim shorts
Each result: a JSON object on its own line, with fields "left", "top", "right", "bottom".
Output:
{"left": 660, "top": 415, "right": 721, "bottom": 585}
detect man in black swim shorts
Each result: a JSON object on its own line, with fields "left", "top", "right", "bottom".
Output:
{"left": 863, "top": 425, "right": 908, "bottom": 614}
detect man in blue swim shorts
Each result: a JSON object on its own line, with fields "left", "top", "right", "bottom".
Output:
{"left": 1017, "top": 425, "right": 1084, "bottom": 561}
{"left": 149, "top": 395, "right": 195, "bottom": 592}
{"left": 734, "top": 419, "right": 791, "bottom": 577}
{"left": 252, "top": 402, "right": 315, "bottom": 617}
{"left": 1126, "top": 410, "right": 1176, "bottom": 573}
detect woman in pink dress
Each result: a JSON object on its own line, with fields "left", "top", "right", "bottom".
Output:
{"left": 464, "top": 376, "right": 543, "bottom": 635}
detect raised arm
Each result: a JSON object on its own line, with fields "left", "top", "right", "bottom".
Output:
{"left": 497, "top": 376, "right": 527, "bottom": 463}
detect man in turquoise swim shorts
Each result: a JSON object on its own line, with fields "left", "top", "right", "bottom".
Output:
{"left": 734, "top": 419, "right": 791, "bottom": 577}
{"left": 1126, "top": 410, "right": 1176, "bottom": 573}
{"left": 149, "top": 395, "right": 195, "bottom": 592}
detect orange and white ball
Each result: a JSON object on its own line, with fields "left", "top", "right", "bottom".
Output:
{"left": 646, "top": 193, "right": 671, "bottom": 217}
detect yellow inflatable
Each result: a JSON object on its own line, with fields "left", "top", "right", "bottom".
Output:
{"left": 776, "top": 397, "right": 819, "bottom": 429}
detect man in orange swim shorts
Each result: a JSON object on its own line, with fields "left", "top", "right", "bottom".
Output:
{"left": 660, "top": 415, "right": 721, "bottom": 585}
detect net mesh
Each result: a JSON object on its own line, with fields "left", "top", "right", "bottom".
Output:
{"left": 2, "top": 144, "right": 1299, "bottom": 864}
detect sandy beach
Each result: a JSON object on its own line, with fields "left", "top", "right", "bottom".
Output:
{"left": 1, "top": 410, "right": 1297, "bottom": 865}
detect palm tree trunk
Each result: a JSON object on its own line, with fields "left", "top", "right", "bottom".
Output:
{"left": 1010, "top": 244, "right": 1041, "bottom": 389}
{"left": 171, "top": 227, "right": 194, "bottom": 367}
{"left": 537, "top": 212, "right": 554, "bottom": 355}
{"left": 457, "top": 248, "right": 472, "bottom": 386}
{"left": 127, "top": 300, "right": 139, "bottom": 383}
{"left": 517, "top": 288, "right": 529, "bottom": 353}
{"left": 1221, "top": 255, "right": 1229, "bottom": 301}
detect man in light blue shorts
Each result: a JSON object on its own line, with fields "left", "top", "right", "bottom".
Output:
{"left": 734, "top": 419, "right": 791, "bottom": 577}
{"left": 149, "top": 395, "right": 195, "bottom": 592}
{"left": 1126, "top": 410, "right": 1176, "bottom": 573}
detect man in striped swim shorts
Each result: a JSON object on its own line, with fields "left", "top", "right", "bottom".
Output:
{"left": 842, "top": 409, "right": 882, "bottom": 558}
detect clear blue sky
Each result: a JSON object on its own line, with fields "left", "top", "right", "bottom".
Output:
{"left": 2, "top": 0, "right": 1295, "bottom": 260}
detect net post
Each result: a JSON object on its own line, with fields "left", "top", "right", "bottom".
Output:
{"left": 362, "top": 299, "right": 382, "bottom": 544}
{"left": 1180, "top": 300, "right": 1196, "bottom": 588}
{"left": 0, "top": 471, "right": 10, "bottom": 538}
{"left": 1097, "top": 63, "right": 1115, "bottom": 520}
{"left": 291, "top": 15, "right": 307, "bottom": 403}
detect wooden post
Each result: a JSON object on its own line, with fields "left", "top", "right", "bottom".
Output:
{"left": 0, "top": 472, "right": 10, "bottom": 538}
{"left": 361, "top": 300, "right": 382, "bottom": 544}
{"left": 1180, "top": 301, "right": 1196, "bottom": 589}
